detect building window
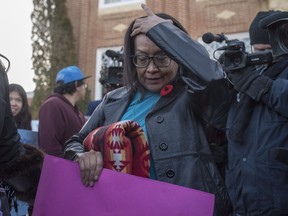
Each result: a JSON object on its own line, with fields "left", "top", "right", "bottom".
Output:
{"left": 99, "top": 0, "right": 145, "bottom": 9}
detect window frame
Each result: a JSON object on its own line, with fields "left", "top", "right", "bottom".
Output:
{"left": 99, "top": 0, "right": 146, "bottom": 9}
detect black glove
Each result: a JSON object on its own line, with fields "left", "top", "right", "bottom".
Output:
{"left": 228, "top": 66, "right": 272, "bottom": 101}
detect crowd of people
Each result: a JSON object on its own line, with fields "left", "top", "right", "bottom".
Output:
{"left": 0, "top": 3, "right": 287, "bottom": 216}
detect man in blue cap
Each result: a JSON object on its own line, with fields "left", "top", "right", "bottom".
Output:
{"left": 38, "top": 66, "right": 90, "bottom": 157}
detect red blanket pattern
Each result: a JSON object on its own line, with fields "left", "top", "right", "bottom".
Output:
{"left": 83, "top": 120, "right": 150, "bottom": 178}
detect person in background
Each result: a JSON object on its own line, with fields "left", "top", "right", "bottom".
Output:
{"left": 86, "top": 58, "right": 124, "bottom": 117}
{"left": 65, "top": 4, "right": 232, "bottom": 215}
{"left": 6, "top": 84, "right": 33, "bottom": 215}
{"left": 0, "top": 54, "right": 43, "bottom": 216}
{"left": 9, "top": 84, "right": 32, "bottom": 130}
{"left": 225, "top": 11, "right": 288, "bottom": 215}
{"left": 38, "top": 66, "right": 90, "bottom": 158}
{"left": 86, "top": 82, "right": 122, "bottom": 117}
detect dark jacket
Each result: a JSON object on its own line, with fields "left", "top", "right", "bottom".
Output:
{"left": 38, "top": 93, "right": 86, "bottom": 157}
{"left": 65, "top": 22, "right": 232, "bottom": 215}
{"left": 226, "top": 58, "right": 288, "bottom": 215}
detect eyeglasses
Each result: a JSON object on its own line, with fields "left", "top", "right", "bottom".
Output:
{"left": 132, "top": 54, "right": 171, "bottom": 68}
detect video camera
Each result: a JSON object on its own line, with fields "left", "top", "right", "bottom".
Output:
{"left": 202, "top": 11, "right": 288, "bottom": 72}
{"left": 202, "top": 32, "right": 273, "bottom": 71}
{"left": 99, "top": 49, "right": 123, "bottom": 87}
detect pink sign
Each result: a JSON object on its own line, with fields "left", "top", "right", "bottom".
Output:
{"left": 33, "top": 155, "right": 214, "bottom": 216}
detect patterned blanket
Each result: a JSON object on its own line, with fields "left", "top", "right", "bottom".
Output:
{"left": 83, "top": 120, "right": 150, "bottom": 178}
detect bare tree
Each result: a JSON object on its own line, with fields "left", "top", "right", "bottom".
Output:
{"left": 30, "top": 0, "right": 89, "bottom": 118}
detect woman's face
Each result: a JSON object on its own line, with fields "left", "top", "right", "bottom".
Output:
{"left": 134, "top": 34, "right": 179, "bottom": 92}
{"left": 9, "top": 91, "right": 23, "bottom": 116}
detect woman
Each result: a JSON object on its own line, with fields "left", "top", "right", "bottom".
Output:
{"left": 6, "top": 84, "right": 32, "bottom": 215}
{"left": 64, "top": 4, "right": 232, "bottom": 215}
{"left": 9, "top": 83, "right": 32, "bottom": 130}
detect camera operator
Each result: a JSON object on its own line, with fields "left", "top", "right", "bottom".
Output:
{"left": 224, "top": 11, "right": 288, "bottom": 215}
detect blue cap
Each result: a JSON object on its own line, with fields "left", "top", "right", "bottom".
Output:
{"left": 55, "top": 66, "right": 91, "bottom": 85}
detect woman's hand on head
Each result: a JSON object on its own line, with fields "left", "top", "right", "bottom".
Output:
{"left": 76, "top": 150, "right": 103, "bottom": 187}
{"left": 131, "top": 4, "right": 172, "bottom": 37}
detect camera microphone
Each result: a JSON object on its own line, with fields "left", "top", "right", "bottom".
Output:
{"left": 105, "top": 50, "right": 120, "bottom": 59}
{"left": 202, "top": 32, "right": 227, "bottom": 44}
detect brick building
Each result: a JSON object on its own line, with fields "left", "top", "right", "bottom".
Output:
{"left": 65, "top": 0, "right": 287, "bottom": 100}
